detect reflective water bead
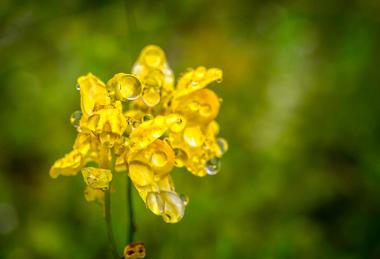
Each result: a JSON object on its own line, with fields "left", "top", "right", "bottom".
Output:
{"left": 160, "top": 191, "right": 185, "bottom": 223}
{"left": 173, "top": 148, "right": 188, "bottom": 167}
{"left": 76, "top": 83, "right": 80, "bottom": 91}
{"left": 146, "top": 192, "right": 164, "bottom": 215}
{"left": 183, "top": 126, "right": 204, "bottom": 147}
{"left": 193, "top": 66, "right": 206, "bottom": 81}
{"left": 111, "top": 74, "right": 142, "bottom": 101}
{"left": 199, "top": 104, "right": 212, "bottom": 117}
{"left": 217, "top": 138, "right": 229, "bottom": 155}
{"left": 144, "top": 70, "right": 163, "bottom": 88}
{"left": 189, "top": 100, "right": 200, "bottom": 111}
{"left": 142, "top": 87, "right": 161, "bottom": 107}
{"left": 70, "top": 110, "right": 82, "bottom": 128}
{"left": 205, "top": 157, "right": 221, "bottom": 175}
{"left": 151, "top": 151, "right": 168, "bottom": 167}
{"left": 166, "top": 114, "right": 186, "bottom": 133}
{"left": 143, "top": 46, "right": 165, "bottom": 68}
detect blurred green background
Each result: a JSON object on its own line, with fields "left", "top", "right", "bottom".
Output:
{"left": 1, "top": 0, "right": 380, "bottom": 258}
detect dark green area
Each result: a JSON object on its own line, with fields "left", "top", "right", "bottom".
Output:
{"left": 1, "top": 0, "right": 380, "bottom": 258}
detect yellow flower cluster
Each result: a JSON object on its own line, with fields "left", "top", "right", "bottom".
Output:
{"left": 50, "top": 45, "right": 228, "bottom": 223}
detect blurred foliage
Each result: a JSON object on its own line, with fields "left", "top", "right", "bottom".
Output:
{"left": 1, "top": 0, "right": 380, "bottom": 258}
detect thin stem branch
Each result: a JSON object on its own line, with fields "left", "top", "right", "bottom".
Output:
{"left": 105, "top": 189, "right": 120, "bottom": 259}
{"left": 126, "top": 174, "right": 135, "bottom": 244}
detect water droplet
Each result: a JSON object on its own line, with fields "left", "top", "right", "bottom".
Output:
{"left": 216, "top": 78, "right": 223, "bottom": 83}
{"left": 173, "top": 148, "right": 188, "bottom": 167}
{"left": 76, "top": 84, "right": 80, "bottom": 91}
{"left": 217, "top": 138, "right": 229, "bottom": 155}
{"left": 146, "top": 192, "right": 164, "bottom": 215}
{"left": 166, "top": 114, "right": 186, "bottom": 133}
{"left": 151, "top": 151, "right": 168, "bottom": 167}
{"left": 189, "top": 101, "right": 200, "bottom": 111}
{"left": 70, "top": 110, "right": 82, "bottom": 128}
{"left": 183, "top": 126, "right": 204, "bottom": 147}
{"left": 143, "top": 46, "right": 164, "bottom": 68}
{"left": 115, "top": 74, "right": 142, "bottom": 101}
{"left": 199, "top": 104, "right": 212, "bottom": 117}
{"left": 205, "top": 157, "right": 221, "bottom": 175}
{"left": 193, "top": 66, "right": 206, "bottom": 81}
{"left": 142, "top": 87, "right": 161, "bottom": 107}
{"left": 180, "top": 194, "right": 189, "bottom": 206}
{"left": 160, "top": 192, "right": 184, "bottom": 223}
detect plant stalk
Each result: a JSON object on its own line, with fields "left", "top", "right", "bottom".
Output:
{"left": 127, "top": 174, "right": 135, "bottom": 244}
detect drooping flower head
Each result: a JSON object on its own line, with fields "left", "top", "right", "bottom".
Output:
{"left": 50, "top": 45, "right": 228, "bottom": 223}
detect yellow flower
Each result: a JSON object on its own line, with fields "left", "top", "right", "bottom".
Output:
{"left": 50, "top": 45, "right": 228, "bottom": 223}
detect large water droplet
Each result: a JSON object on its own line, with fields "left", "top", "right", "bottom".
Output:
{"left": 146, "top": 192, "right": 164, "bottom": 215}
{"left": 142, "top": 87, "right": 161, "bottom": 107}
{"left": 151, "top": 151, "right": 168, "bottom": 167}
{"left": 144, "top": 47, "right": 164, "bottom": 68}
{"left": 116, "top": 74, "right": 142, "bottom": 101}
{"left": 217, "top": 138, "right": 229, "bottom": 155}
{"left": 205, "top": 157, "right": 221, "bottom": 175}
{"left": 160, "top": 192, "right": 184, "bottom": 223}
{"left": 70, "top": 110, "right": 82, "bottom": 128}
{"left": 183, "top": 126, "right": 204, "bottom": 147}
{"left": 76, "top": 84, "right": 80, "bottom": 91}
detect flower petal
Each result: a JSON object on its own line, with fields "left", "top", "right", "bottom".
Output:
{"left": 82, "top": 167, "right": 112, "bottom": 189}
{"left": 50, "top": 149, "right": 83, "bottom": 178}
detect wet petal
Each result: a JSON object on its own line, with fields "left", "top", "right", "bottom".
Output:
{"left": 175, "top": 67, "right": 222, "bottom": 98}
{"left": 77, "top": 73, "right": 111, "bottom": 116}
{"left": 82, "top": 167, "right": 113, "bottom": 189}
{"left": 50, "top": 149, "right": 83, "bottom": 178}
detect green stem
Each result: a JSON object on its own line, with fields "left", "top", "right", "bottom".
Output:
{"left": 127, "top": 174, "right": 135, "bottom": 244}
{"left": 105, "top": 189, "right": 120, "bottom": 259}
{"left": 124, "top": 0, "right": 137, "bottom": 245}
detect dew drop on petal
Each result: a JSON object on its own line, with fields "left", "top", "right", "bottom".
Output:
{"left": 217, "top": 138, "right": 229, "bottom": 155}
{"left": 160, "top": 191, "right": 184, "bottom": 223}
{"left": 142, "top": 87, "right": 161, "bottom": 107}
{"left": 151, "top": 151, "right": 168, "bottom": 167}
{"left": 199, "top": 104, "right": 212, "bottom": 117}
{"left": 146, "top": 192, "right": 164, "bottom": 215}
{"left": 189, "top": 101, "right": 200, "bottom": 111}
{"left": 116, "top": 74, "right": 142, "bottom": 101}
{"left": 173, "top": 148, "right": 188, "bottom": 167}
{"left": 205, "top": 157, "right": 221, "bottom": 175}
{"left": 144, "top": 47, "right": 164, "bottom": 68}
{"left": 183, "top": 126, "right": 204, "bottom": 147}
{"left": 70, "top": 110, "right": 82, "bottom": 128}
{"left": 76, "top": 84, "right": 80, "bottom": 91}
